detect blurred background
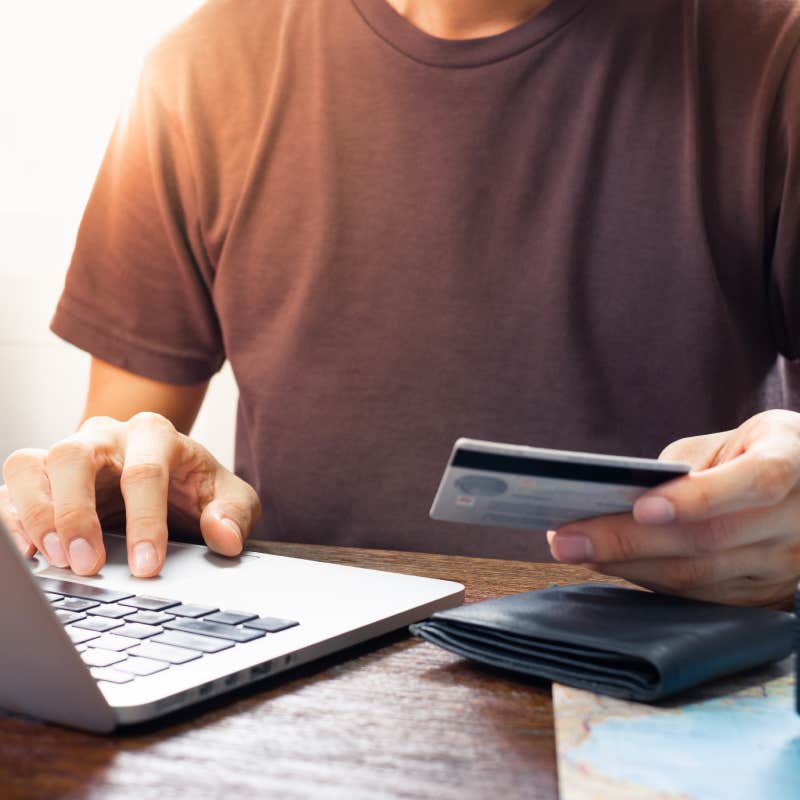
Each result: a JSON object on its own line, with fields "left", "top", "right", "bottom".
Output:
{"left": 0, "top": 1, "right": 236, "bottom": 468}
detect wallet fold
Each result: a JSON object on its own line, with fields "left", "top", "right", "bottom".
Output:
{"left": 410, "top": 583, "right": 797, "bottom": 701}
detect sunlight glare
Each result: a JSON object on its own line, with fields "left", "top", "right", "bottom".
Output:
{"left": 0, "top": 1, "right": 205, "bottom": 276}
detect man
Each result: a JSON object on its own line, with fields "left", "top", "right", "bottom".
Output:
{"left": 2, "top": 0, "right": 799, "bottom": 606}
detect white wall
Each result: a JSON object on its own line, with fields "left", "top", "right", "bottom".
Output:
{"left": 0, "top": 1, "right": 237, "bottom": 469}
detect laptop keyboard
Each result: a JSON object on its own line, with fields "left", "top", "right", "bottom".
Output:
{"left": 35, "top": 576, "right": 299, "bottom": 686}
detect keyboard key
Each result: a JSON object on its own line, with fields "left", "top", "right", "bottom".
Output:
{"left": 205, "top": 611, "right": 258, "bottom": 625}
{"left": 72, "top": 616, "right": 124, "bottom": 633}
{"left": 113, "top": 623, "right": 163, "bottom": 640}
{"left": 87, "top": 604, "right": 137, "bottom": 619}
{"left": 91, "top": 667, "right": 133, "bottom": 684}
{"left": 59, "top": 598, "right": 100, "bottom": 612}
{"left": 130, "top": 641, "right": 202, "bottom": 665}
{"left": 65, "top": 626, "right": 101, "bottom": 644}
{"left": 55, "top": 610, "right": 86, "bottom": 625}
{"left": 124, "top": 611, "right": 175, "bottom": 626}
{"left": 164, "top": 618, "right": 265, "bottom": 643}
{"left": 43, "top": 592, "right": 63, "bottom": 602}
{"left": 243, "top": 616, "right": 300, "bottom": 633}
{"left": 119, "top": 596, "right": 180, "bottom": 612}
{"left": 34, "top": 577, "right": 133, "bottom": 604}
{"left": 114, "top": 656, "right": 169, "bottom": 677}
{"left": 153, "top": 631, "right": 233, "bottom": 654}
{"left": 81, "top": 649, "right": 127, "bottom": 668}
{"left": 169, "top": 604, "right": 218, "bottom": 618}
{"left": 87, "top": 634, "right": 141, "bottom": 652}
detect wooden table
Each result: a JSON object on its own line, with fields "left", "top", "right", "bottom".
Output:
{"left": 0, "top": 543, "right": 614, "bottom": 800}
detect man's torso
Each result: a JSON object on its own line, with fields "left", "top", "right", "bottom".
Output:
{"left": 55, "top": 0, "right": 800, "bottom": 557}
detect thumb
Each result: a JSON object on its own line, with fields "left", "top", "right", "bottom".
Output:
{"left": 198, "top": 469, "right": 262, "bottom": 557}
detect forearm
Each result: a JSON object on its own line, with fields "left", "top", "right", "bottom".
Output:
{"left": 81, "top": 357, "right": 209, "bottom": 434}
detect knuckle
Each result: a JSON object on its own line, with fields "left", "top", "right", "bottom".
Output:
{"left": 47, "top": 439, "right": 93, "bottom": 469}
{"left": 659, "top": 436, "right": 693, "bottom": 462}
{"left": 605, "top": 527, "right": 641, "bottom": 562}
{"left": 220, "top": 498, "right": 251, "bottom": 522}
{"left": 126, "top": 511, "right": 165, "bottom": 530}
{"left": 3, "top": 448, "right": 45, "bottom": 482}
{"left": 53, "top": 504, "right": 95, "bottom": 533}
{"left": 748, "top": 409, "right": 789, "bottom": 434}
{"left": 121, "top": 462, "right": 167, "bottom": 487}
{"left": 21, "top": 502, "right": 54, "bottom": 537}
{"left": 79, "top": 415, "right": 119, "bottom": 433}
{"left": 128, "top": 411, "right": 175, "bottom": 435}
{"left": 750, "top": 454, "right": 793, "bottom": 505}
{"left": 663, "top": 558, "right": 715, "bottom": 591}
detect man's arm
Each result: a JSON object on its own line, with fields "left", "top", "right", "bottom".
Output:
{"left": 82, "top": 357, "right": 208, "bottom": 434}
{"left": 1, "top": 358, "right": 260, "bottom": 578}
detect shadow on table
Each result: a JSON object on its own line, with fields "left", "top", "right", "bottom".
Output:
{"left": 415, "top": 645, "right": 552, "bottom": 692}
{"left": 654, "top": 656, "right": 794, "bottom": 709}
{"left": 116, "top": 626, "right": 413, "bottom": 737}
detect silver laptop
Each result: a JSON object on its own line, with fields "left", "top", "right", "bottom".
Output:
{"left": 0, "top": 522, "right": 463, "bottom": 732}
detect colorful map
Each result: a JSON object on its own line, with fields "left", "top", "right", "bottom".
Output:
{"left": 554, "top": 657, "right": 800, "bottom": 800}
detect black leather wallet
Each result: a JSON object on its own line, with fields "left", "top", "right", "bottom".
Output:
{"left": 410, "top": 583, "right": 798, "bottom": 701}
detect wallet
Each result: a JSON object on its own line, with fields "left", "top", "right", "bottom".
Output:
{"left": 410, "top": 583, "right": 798, "bottom": 702}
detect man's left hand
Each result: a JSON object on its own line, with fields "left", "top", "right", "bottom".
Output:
{"left": 547, "top": 410, "right": 800, "bottom": 606}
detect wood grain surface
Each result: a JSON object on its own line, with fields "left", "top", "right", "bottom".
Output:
{"left": 0, "top": 542, "right": 617, "bottom": 800}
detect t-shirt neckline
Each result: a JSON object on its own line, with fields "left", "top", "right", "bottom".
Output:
{"left": 351, "top": 0, "right": 591, "bottom": 68}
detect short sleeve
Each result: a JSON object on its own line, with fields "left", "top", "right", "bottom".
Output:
{"left": 767, "top": 42, "right": 800, "bottom": 360}
{"left": 50, "top": 54, "right": 224, "bottom": 384}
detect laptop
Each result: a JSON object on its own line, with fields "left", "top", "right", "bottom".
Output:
{"left": 0, "top": 521, "right": 464, "bottom": 732}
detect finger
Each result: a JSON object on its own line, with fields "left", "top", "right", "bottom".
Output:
{"left": 593, "top": 539, "right": 799, "bottom": 603}
{"left": 2, "top": 449, "right": 66, "bottom": 567}
{"left": 549, "top": 516, "right": 695, "bottom": 563}
{"left": 46, "top": 430, "right": 119, "bottom": 575}
{"left": 634, "top": 437, "right": 800, "bottom": 524}
{"left": 120, "top": 413, "right": 179, "bottom": 578}
{"left": 0, "top": 485, "right": 35, "bottom": 558}
{"left": 198, "top": 466, "right": 262, "bottom": 557}
{"left": 658, "top": 430, "right": 731, "bottom": 470}
{"left": 550, "top": 488, "right": 800, "bottom": 563}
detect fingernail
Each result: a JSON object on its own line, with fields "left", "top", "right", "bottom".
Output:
{"left": 68, "top": 537, "right": 99, "bottom": 574}
{"left": 551, "top": 533, "right": 594, "bottom": 563}
{"left": 221, "top": 517, "right": 242, "bottom": 543}
{"left": 634, "top": 496, "right": 676, "bottom": 524}
{"left": 131, "top": 541, "right": 158, "bottom": 576}
{"left": 43, "top": 532, "right": 69, "bottom": 567}
{"left": 10, "top": 530, "right": 29, "bottom": 556}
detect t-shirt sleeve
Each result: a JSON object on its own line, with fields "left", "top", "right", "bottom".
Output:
{"left": 50, "top": 55, "right": 224, "bottom": 385}
{"left": 767, "top": 42, "right": 800, "bottom": 361}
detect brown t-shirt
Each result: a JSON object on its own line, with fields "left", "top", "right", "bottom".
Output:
{"left": 52, "top": 0, "right": 800, "bottom": 560}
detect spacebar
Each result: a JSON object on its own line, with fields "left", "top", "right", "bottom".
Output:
{"left": 165, "top": 618, "right": 266, "bottom": 642}
{"left": 153, "top": 630, "right": 234, "bottom": 653}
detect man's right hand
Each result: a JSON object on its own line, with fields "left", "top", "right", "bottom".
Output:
{"left": 0, "top": 412, "right": 261, "bottom": 578}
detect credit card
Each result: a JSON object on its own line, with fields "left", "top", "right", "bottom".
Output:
{"left": 429, "top": 438, "right": 691, "bottom": 531}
